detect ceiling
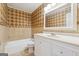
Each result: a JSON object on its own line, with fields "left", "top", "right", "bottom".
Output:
{"left": 7, "top": 3, "right": 42, "bottom": 13}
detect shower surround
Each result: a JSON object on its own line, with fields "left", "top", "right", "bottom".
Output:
{"left": 7, "top": 7, "right": 32, "bottom": 41}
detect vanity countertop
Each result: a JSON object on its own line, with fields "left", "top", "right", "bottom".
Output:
{"left": 34, "top": 33, "right": 79, "bottom": 46}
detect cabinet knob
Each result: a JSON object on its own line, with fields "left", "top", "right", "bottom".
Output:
{"left": 60, "top": 51, "right": 63, "bottom": 54}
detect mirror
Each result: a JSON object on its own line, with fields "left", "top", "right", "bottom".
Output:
{"left": 44, "top": 3, "right": 77, "bottom": 31}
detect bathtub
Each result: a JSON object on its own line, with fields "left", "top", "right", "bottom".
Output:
{"left": 5, "top": 38, "right": 34, "bottom": 55}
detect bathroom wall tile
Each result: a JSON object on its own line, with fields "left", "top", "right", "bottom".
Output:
{"left": 8, "top": 7, "right": 31, "bottom": 28}
{"left": 0, "top": 3, "right": 8, "bottom": 52}
{"left": 7, "top": 7, "right": 32, "bottom": 41}
{"left": 31, "top": 4, "right": 44, "bottom": 37}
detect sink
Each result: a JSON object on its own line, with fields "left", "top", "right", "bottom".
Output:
{"left": 42, "top": 33, "right": 59, "bottom": 38}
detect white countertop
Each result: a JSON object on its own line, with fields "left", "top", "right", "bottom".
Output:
{"left": 35, "top": 33, "right": 79, "bottom": 46}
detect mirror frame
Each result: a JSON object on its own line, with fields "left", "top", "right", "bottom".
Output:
{"left": 44, "top": 3, "right": 77, "bottom": 31}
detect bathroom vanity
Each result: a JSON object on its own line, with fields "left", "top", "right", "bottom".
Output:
{"left": 34, "top": 3, "right": 79, "bottom": 56}
{"left": 34, "top": 33, "right": 79, "bottom": 56}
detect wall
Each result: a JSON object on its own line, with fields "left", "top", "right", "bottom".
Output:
{"left": 31, "top": 4, "right": 44, "bottom": 37}
{"left": 1, "top": 3, "right": 79, "bottom": 42}
{"left": 8, "top": 7, "right": 32, "bottom": 41}
{"left": 7, "top": 4, "right": 44, "bottom": 40}
{"left": 0, "top": 3, "right": 8, "bottom": 52}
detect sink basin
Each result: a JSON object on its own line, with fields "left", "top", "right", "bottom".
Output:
{"left": 42, "top": 33, "right": 59, "bottom": 38}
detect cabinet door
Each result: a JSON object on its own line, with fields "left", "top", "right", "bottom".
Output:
{"left": 72, "top": 51, "right": 79, "bottom": 56}
{"left": 51, "top": 41, "right": 74, "bottom": 56}
{"left": 39, "top": 39, "right": 52, "bottom": 56}
{"left": 61, "top": 47, "right": 74, "bottom": 56}
{"left": 76, "top": 53, "right": 79, "bottom": 56}
{"left": 34, "top": 36, "right": 52, "bottom": 56}
{"left": 34, "top": 38, "right": 41, "bottom": 56}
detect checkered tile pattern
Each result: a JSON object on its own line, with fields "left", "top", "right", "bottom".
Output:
{"left": 0, "top": 3, "right": 8, "bottom": 26}
{"left": 31, "top": 4, "right": 44, "bottom": 37}
{"left": 7, "top": 7, "right": 31, "bottom": 28}
{"left": 31, "top": 5, "right": 44, "bottom": 28}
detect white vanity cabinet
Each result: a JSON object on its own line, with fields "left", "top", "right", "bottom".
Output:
{"left": 51, "top": 40, "right": 76, "bottom": 56}
{"left": 34, "top": 34, "right": 79, "bottom": 56}
{"left": 51, "top": 44, "right": 73, "bottom": 56}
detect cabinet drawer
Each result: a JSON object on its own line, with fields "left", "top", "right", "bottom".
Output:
{"left": 52, "top": 44, "right": 73, "bottom": 56}
{"left": 62, "top": 47, "right": 74, "bottom": 56}
{"left": 72, "top": 51, "right": 79, "bottom": 56}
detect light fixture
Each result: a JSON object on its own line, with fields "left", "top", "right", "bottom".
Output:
{"left": 44, "top": 3, "right": 56, "bottom": 12}
{"left": 51, "top": 3, "right": 56, "bottom": 7}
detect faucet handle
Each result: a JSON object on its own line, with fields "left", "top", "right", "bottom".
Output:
{"left": 51, "top": 33, "right": 56, "bottom": 36}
